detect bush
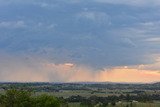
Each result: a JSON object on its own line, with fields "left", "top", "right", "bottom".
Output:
{"left": 111, "top": 101, "right": 116, "bottom": 106}
{"left": 1, "top": 89, "right": 32, "bottom": 107}
{"left": 0, "top": 89, "right": 61, "bottom": 107}
{"left": 33, "top": 94, "right": 60, "bottom": 107}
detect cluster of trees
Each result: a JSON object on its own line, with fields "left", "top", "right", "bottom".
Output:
{"left": 66, "top": 93, "right": 157, "bottom": 107}
{"left": 0, "top": 89, "right": 65, "bottom": 107}
{"left": 67, "top": 95, "right": 119, "bottom": 106}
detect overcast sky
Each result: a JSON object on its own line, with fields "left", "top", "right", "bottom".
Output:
{"left": 0, "top": 0, "right": 160, "bottom": 82}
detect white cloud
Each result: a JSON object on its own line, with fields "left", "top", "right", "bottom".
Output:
{"left": 93, "top": 0, "right": 160, "bottom": 6}
{"left": 1, "top": 0, "right": 160, "bottom": 7}
{"left": 77, "top": 11, "right": 111, "bottom": 25}
{"left": 144, "top": 37, "right": 160, "bottom": 42}
{"left": 0, "top": 21, "right": 26, "bottom": 29}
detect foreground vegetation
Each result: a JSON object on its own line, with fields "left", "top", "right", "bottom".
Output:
{"left": 1, "top": 89, "right": 160, "bottom": 107}
{"left": 0, "top": 89, "right": 63, "bottom": 107}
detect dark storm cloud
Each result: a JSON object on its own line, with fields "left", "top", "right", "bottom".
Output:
{"left": 0, "top": 0, "right": 160, "bottom": 69}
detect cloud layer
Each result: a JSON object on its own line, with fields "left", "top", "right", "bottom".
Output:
{"left": 0, "top": 0, "right": 160, "bottom": 82}
{"left": 0, "top": 54, "right": 160, "bottom": 83}
{"left": 94, "top": 0, "right": 160, "bottom": 6}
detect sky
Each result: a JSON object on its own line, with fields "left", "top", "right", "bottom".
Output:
{"left": 0, "top": 0, "right": 160, "bottom": 83}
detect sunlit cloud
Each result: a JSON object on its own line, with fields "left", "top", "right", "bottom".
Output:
{"left": 40, "top": 60, "right": 159, "bottom": 83}
{"left": 96, "top": 68, "right": 160, "bottom": 83}
{"left": 0, "top": 55, "right": 160, "bottom": 83}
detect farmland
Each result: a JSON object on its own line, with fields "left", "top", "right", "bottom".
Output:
{"left": 0, "top": 82, "right": 160, "bottom": 107}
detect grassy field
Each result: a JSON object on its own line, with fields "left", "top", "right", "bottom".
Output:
{"left": 68, "top": 102, "right": 160, "bottom": 107}
{"left": 35, "top": 89, "right": 139, "bottom": 98}
{"left": 35, "top": 90, "right": 104, "bottom": 98}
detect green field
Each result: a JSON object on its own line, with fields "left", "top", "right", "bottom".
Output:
{"left": 69, "top": 102, "right": 160, "bottom": 107}
{"left": 35, "top": 90, "right": 113, "bottom": 98}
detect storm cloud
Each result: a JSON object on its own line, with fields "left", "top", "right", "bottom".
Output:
{"left": 0, "top": 0, "right": 160, "bottom": 82}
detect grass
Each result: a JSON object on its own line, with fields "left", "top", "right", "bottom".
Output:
{"left": 35, "top": 90, "right": 107, "bottom": 98}
{"left": 68, "top": 102, "right": 160, "bottom": 107}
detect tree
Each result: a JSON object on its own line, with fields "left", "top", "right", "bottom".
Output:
{"left": 0, "top": 89, "right": 61, "bottom": 107}
{"left": 99, "top": 102, "right": 108, "bottom": 107}
{"left": 111, "top": 101, "right": 116, "bottom": 106}
{"left": 0, "top": 89, "right": 32, "bottom": 107}
{"left": 33, "top": 94, "right": 60, "bottom": 107}
{"left": 126, "top": 94, "right": 131, "bottom": 102}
